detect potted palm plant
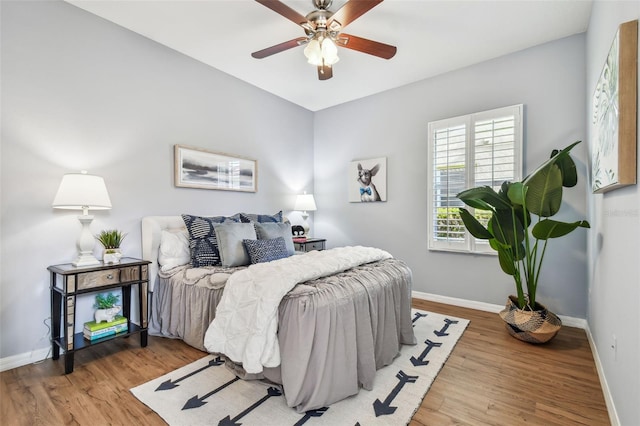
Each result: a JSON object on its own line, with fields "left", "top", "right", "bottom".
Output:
{"left": 96, "top": 229, "right": 126, "bottom": 264}
{"left": 457, "top": 141, "right": 590, "bottom": 343}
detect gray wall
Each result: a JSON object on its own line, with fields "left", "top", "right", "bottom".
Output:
{"left": 586, "top": 2, "right": 640, "bottom": 424}
{"left": 0, "top": 0, "right": 314, "bottom": 359}
{"left": 314, "top": 34, "right": 589, "bottom": 318}
{"left": 3, "top": 1, "right": 638, "bottom": 422}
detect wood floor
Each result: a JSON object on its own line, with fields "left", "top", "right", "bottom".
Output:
{"left": 0, "top": 299, "right": 610, "bottom": 425}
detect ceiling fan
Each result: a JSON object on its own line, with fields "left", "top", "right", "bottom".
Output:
{"left": 251, "top": 0, "right": 397, "bottom": 80}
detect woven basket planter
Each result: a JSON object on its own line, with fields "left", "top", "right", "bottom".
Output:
{"left": 499, "top": 296, "right": 562, "bottom": 344}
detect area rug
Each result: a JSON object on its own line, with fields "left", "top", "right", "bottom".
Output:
{"left": 131, "top": 309, "right": 468, "bottom": 426}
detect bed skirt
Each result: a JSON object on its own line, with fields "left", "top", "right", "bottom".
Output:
{"left": 148, "top": 258, "right": 416, "bottom": 412}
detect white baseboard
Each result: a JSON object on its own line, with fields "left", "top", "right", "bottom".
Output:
{"left": 412, "top": 291, "right": 587, "bottom": 329}
{"left": 584, "top": 325, "right": 620, "bottom": 426}
{"left": 0, "top": 347, "right": 51, "bottom": 373}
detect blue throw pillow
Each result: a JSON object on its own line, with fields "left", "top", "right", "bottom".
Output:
{"left": 243, "top": 237, "right": 291, "bottom": 264}
{"left": 239, "top": 211, "right": 283, "bottom": 223}
{"left": 181, "top": 214, "right": 238, "bottom": 267}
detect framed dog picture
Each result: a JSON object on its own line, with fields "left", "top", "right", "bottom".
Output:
{"left": 348, "top": 157, "right": 387, "bottom": 202}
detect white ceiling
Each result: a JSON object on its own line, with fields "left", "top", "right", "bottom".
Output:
{"left": 65, "top": 0, "right": 593, "bottom": 111}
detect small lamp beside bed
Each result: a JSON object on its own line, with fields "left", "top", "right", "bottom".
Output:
{"left": 52, "top": 171, "right": 112, "bottom": 266}
{"left": 293, "top": 192, "right": 316, "bottom": 237}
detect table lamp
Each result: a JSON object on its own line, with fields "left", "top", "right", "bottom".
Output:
{"left": 52, "top": 171, "right": 112, "bottom": 266}
{"left": 294, "top": 192, "right": 317, "bottom": 237}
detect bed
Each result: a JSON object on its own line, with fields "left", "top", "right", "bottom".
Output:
{"left": 141, "top": 214, "right": 416, "bottom": 412}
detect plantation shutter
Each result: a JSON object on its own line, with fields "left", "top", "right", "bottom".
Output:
{"left": 428, "top": 120, "right": 468, "bottom": 251}
{"left": 427, "top": 105, "right": 522, "bottom": 253}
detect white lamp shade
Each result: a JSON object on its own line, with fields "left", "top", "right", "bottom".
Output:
{"left": 52, "top": 172, "right": 112, "bottom": 210}
{"left": 294, "top": 193, "right": 317, "bottom": 212}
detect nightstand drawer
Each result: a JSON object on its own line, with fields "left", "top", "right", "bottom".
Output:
{"left": 294, "top": 238, "right": 326, "bottom": 252}
{"left": 77, "top": 266, "right": 139, "bottom": 290}
{"left": 306, "top": 241, "right": 325, "bottom": 251}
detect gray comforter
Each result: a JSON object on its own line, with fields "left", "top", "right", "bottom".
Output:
{"left": 149, "top": 257, "right": 416, "bottom": 412}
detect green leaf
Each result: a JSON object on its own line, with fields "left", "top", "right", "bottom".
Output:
{"left": 523, "top": 141, "right": 581, "bottom": 183}
{"left": 495, "top": 244, "right": 516, "bottom": 275}
{"left": 458, "top": 208, "right": 493, "bottom": 239}
{"left": 513, "top": 204, "right": 531, "bottom": 229}
{"left": 522, "top": 142, "right": 581, "bottom": 216}
{"left": 555, "top": 151, "right": 578, "bottom": 188}
{"left": 524, "top": 163, "right": 563, "bottom": 217}
{"left": 489, "top": 209, "right": 525, "bottom": 247}
{"left": 507, "top": 182, "right": 527, "bottom": 205}
{"left": 532, "top": 219, "right": 590, "bottom": 240}
{"left": 457, "top": 186, "right": 512, "bottom": 211}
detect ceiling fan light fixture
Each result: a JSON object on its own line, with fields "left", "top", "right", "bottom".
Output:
{"left": 304, "top": 36, "right": 339, "bottom": 66}
{"left": 321, "top": 37, "right": 339, "bottom": 65}
{"left": 304, "top": 38, "right": 323, "bottom": 65}
{"left": 252, "top": 0, "right": 395, "bottom": 80}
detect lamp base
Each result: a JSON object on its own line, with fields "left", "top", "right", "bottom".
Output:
{"left": 301, "top": 212, "right": 311, "bottom": 237}
{"left": 73, "top": 213, "right": 100, "bottom": 267}
{"left": 73, "top": 253, "right": 101, "bottom": 267}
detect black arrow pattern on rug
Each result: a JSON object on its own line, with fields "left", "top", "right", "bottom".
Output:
{"left": 293, "top": 407, "right": 329, "bottom": 426}
{"left": 156, "top": 356, "right": 224, "bottom": 391}
{"left": 434, "top": 318, "right": 459, "bottom": 337}
{"left": 410, "top": 339, "right": 443, "bottom": 367}
{"left": 412, "top": 312, "right": 428, "bottom": 327}
{"left": 218, "top": 386, "right": 283, "bottom": 426}
{"left": 182, "top": 376, "right": 240, "bottom": 410}
{"left": 372, "top": 370, "right": 418, "bottom": 417}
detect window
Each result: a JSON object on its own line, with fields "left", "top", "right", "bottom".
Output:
{"left": 427, "top": 105, "right": 523, "bottom": 253}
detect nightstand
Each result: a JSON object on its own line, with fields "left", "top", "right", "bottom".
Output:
{"left": 47, "top": 257, "right": 151, "bottom": 374}
{"left": 293, "top": 238, "right": 326, "bottom": 252}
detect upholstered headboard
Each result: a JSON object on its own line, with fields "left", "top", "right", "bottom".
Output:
{"left": 141, "top": 216, "right": 186, "bottom": 291}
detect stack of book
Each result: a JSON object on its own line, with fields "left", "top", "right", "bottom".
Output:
{"left": 83, "top": 315, "right": 128, "bottom": 341}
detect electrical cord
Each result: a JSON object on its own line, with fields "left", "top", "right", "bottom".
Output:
{"left": 31, "top": 317, "right": 52, "bottom": 365}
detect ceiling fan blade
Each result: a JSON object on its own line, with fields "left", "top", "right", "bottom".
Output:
{"left": 255, "top": 0, "right": 308, "bottom": 26}
{"left": 252, "top": 37, "right": 308, "bottom": 59}
{"left": 317, "top": 64, "right": 333, "bottom": 80}
{"left": 339, "top": 33, "right": 396, "bottom": 59}
{"left": 328, "top": 0, "right": 383, "bottom": 29}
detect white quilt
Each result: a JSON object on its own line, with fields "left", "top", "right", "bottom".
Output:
{"left": 203, "top": 246, "right": 392, "bottom": 374}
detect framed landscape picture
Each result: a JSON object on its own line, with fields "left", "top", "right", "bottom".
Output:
{"left": 174, "top": 145, "right": 257, "bottom": 192}
{"left": 591, "top": 19, "right": 637, "bottom": 193}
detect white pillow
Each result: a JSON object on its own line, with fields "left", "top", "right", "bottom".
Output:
{"left": 158, "top": 229, "right": 190, "bottom": 271}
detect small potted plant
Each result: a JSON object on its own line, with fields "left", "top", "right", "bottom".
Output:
{"left": 96, "top": 229, "right": 126, "bottom": 263}
{"left": 93, "top": 292, "right": 121, "bottom": 323}
{"left": 457, "top": 141, "right": 590, "bottom": 343}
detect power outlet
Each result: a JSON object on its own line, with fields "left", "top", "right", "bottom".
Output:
{"left": 611, "top": 334, "right": 617, "bottom": 360}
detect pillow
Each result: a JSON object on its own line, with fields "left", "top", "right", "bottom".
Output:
{"left": 239, "top": 211, "right": 283, "bottom": 223}
{"left": 254, "top": 222, "right": 295, "bottom": 255}
{"left": 181, "top": 214, "right": 239, "bottom": 267}
{"left": 158, "top": 229, "right": 190, "bottom": 271}
{"left": 214, "top": 223, "right": 257, "bottom": 267}
{"left": 243, "top": 237, "right": 291, "bottom": 264}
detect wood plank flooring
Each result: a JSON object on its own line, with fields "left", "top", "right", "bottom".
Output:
{"left": 0, "top": 299, "right": 610, "bottom": 425}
